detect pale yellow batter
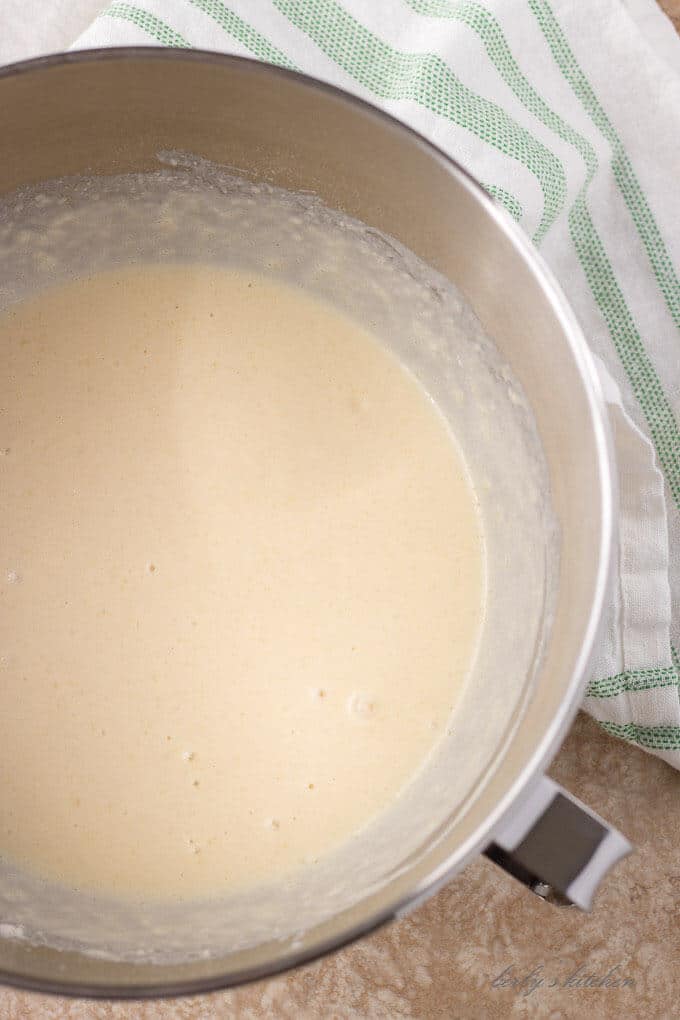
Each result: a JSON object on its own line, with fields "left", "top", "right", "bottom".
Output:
{"left": 0, "top": 265, "right": 484, "bottom": 900}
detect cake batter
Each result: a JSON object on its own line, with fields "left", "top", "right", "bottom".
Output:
{"left": 0, "top": 264, "right": 484, "bottom": 899}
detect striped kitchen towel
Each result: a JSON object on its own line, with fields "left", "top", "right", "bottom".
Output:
{"left": 68, "top": 1, "right": 680, "bottom": 767}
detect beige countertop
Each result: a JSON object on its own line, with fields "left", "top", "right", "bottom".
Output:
{"left": 3, "top": 2, "right": 680, "bottom": 1016}
{"left": 664, "top": 0, "right": 680, "bottom": 31}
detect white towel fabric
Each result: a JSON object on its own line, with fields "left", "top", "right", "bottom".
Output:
{"left": 2, "top": 0, "right": 680, "bottom": 766}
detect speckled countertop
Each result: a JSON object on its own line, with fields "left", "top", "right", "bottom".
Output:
{"left": 4, "top": 2, "right": 680, "bottom": 1016}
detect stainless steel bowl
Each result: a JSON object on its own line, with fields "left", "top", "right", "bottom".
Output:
{"left": 0, "top": 49, "right": 622, "bottom": 998}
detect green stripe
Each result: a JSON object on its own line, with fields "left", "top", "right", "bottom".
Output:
{"left": 529, "top": 1, "right": 680, "bottom": 512}
{"left": 406, "top": 1, "right": 598, "bottom": 177}
{"left": 408, "top": 0, "right": 680, "bottom": 514}
{"left": 273, "top": 0, "right": 566, "bottom": 243}
{"left": 103, "top": 3, "right": 190, "bottom": 46}
{"left": 531, "top": 0, "right": 680, "bottom": 337}
{"left": 483, "top": 184, "right": 523, "bottom": 223}
{"left": 598, "top": 721, "right": 680, "bottom": 752}
{"left": 587, "top": 666, "right": 679, "bottom": 700}
{"left": 187, "top": 0, "right": 298, "bottom": 68}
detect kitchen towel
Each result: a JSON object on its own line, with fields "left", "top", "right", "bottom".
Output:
{"left": 8, "top": 0, "right": 680, "bottom": 767}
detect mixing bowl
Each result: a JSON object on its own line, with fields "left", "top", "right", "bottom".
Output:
{"left": 0, "top": 49, "right": 626, "bottom": 997}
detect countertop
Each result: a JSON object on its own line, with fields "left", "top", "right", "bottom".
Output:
{"left": 3, "top": 2, "right": 680, "bottom": 1017}
{"left": 664, "top": 0, "right": 680, "bottom": 31}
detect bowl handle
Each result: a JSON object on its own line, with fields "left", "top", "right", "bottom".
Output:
{"left": 483, "top": 775, "right": 631, "bottom": 910}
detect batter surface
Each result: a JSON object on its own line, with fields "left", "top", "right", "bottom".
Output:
{"left": 0, "top": 265, "right": 484, "bottom": 900}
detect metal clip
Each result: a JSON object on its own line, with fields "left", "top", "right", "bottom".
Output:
{"left": 484, "top": 775, "right": 631, "bottom": 910}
